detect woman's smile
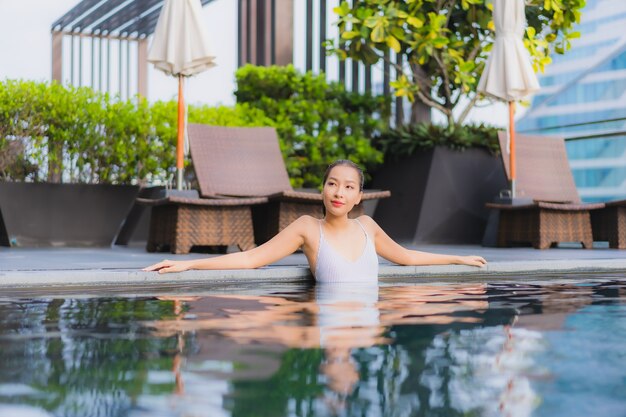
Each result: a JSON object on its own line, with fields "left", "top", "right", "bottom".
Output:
{"left": 331, "top": 200, "right": 345, "bottom": 208}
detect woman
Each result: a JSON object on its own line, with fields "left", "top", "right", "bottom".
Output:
{"left": 144, "top": 160, "right": 487, "bottom": 280}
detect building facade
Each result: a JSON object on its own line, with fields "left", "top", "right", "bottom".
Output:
{"left": 517, "top": 0, "right": 626, "bottom": 202}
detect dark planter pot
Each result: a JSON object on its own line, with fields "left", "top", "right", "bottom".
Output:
{"left": 371, "top": 147, "right": 507, "bottom": 244}
{"left": 0, "top": 183, "right": 140, "bottom": 247}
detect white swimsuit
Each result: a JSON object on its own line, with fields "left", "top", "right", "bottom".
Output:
{"left": 314, "top": 219, "right": 379, "bottom": 283}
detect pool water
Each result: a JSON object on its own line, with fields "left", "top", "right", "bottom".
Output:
{"left": 0, "top": 278, "right": 624, "bottom": 417}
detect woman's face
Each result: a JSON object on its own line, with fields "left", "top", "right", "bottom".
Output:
{"left": 322, "top": 165, "right": 363, "bottom": 216}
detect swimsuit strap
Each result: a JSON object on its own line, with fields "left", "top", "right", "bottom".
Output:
{"left": 354, "top": 218, "right": 368, "bottom": 239}
{"left": 320, "top": 218, "right": 367, "bottom": 241}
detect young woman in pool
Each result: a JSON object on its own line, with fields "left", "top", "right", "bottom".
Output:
{"left": 143, "top": 160, "right": 487, "bottom": 281}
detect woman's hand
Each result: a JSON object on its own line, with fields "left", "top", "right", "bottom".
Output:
{"left": 455, "top": 255, "right": 487, "bottom": 267}
{"left": 142, "top": 259, "right": 195, "bottom": 274}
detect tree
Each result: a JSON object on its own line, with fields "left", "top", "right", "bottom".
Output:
{"left": 330, "top": 0, "right": 586, "bottom": 126}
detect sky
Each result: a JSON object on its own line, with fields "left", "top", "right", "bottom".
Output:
{"left": 0, "top": 0, "right": 510, "bottom": 126}
{"left": 0, "top": 0, "right": 239, "bottom": 106}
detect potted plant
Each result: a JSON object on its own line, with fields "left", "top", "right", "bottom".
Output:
{"left": 0, "top": 80, "right": 166, "bottom": 247}
{"left": 370, "top": 123, "right": 507, "bottom": 244}
{"left": 325, "top": 1, "right": 583, "bottom": 244}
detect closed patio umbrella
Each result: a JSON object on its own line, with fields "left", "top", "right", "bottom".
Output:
{"left": 477, "top": 0, "right": 539, "bottom": 198}
{"left": 148, "top": 0, "right": 216, "bottom": 190}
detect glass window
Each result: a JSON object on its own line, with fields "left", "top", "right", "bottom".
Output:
{"left": 547, "top": 79, "right": 626, "bottom": 106}
{"left": 572, "top": 167, "right": 626, "bottom": 188}
{"left": 596, "top": 50, "right": 626, "bottom": 72}
{"left": 538, "top": 72, "right": 579, "bottom": 87}
{"left": 572, "top": 168, "right": 610, "bottom": 187}
{"left": 566, "top": 136, "right": 626, "bottom": 160}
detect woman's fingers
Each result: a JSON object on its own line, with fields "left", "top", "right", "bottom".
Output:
{"left": 464, "top": 256, "right": 487, "bottom": 267}
{"left": 142, "top": 262, "right": 163, "bottom": 271}
{"left": 473, "top": 256, "right": 487, "bottom": 265}
{"left": 159, "top": 264, "right": 184, "bottom": 273}
{"left": 142, "top": 260, "right": 175, "bottom": 272}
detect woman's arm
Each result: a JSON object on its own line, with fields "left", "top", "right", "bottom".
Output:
{"left": 360, "top": 216, "right": 487, "bottom": 267}
{"left": 143, "top": 216, "right": 312, "bottom": 274}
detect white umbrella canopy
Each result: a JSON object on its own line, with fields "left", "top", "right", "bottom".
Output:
{"left": 149, "top": 0, "right": 216, "bottom": 76}
{"left": 477, "top": 0, "right": 540, "bottom": 198}
{"left": 148, "top": 0, "right": 216, "bottom": 190}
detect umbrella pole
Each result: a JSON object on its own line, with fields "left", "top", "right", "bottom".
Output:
{"left": 177, "top": 74, "right": 185, "bottom": 190}
{"left": 509, "top": 101, "right": 516, "bottom": 199}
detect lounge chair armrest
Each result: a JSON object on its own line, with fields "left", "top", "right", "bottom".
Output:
{"left": 531, "top": 198, "right": 574, "bottom": 204}
{"left": 535, "top": 201, "right": 604, "bottom": 210}
{"left": 361, "top": 190, "right": 391, "bottom": 200}
{"left": 605, "top": 199, "right": 626, "bottom": 208}
{"left": 136, "top": 196, "right": 268, "bottom": 206}
{"left": 485, "top": 202, "right": 537, "bottom": 210}
{"left": 274, "top": 190, "right": 323, "bottom": 202}
{"left": 486, "top": 201, "right": 605, "bottom": 211}
{"left": 271, "top": 189, "right": 391, "bottom": 203}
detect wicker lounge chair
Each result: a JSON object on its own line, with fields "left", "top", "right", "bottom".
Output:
{"left": 137, "top": 193, "right": 267, "bottom": 254}
{"left": 187, "top": 124, "right": 391, "bottom": 244}
{"left": 486, "top": 132, "right": 604, "bottom": 249}
{"left": 591, "top": 200, "right": 626, "bottom": 249}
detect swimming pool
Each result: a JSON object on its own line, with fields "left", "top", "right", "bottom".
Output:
{"left": 0, "top": 277, "right": 624, "bottom": 417}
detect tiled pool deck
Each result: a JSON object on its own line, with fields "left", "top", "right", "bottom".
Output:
{"left": 1, "top": 243, "right": 625, "bottom": 289}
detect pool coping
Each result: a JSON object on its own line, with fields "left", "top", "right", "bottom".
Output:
{"left": 2, "top": 258, "right": 626, "bottom": 289}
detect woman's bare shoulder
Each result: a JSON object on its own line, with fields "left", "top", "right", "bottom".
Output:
{"left": 356, "top": 215, "right": 381, "bottom": 233}
{"left": 356, "top": 214, "right": 377, "bottom": 226}
{"left": 289, "top": 215, "right": 321, "bottom": 246}
{"left": 290, "top": 215, "right": 321, "bottom": 231}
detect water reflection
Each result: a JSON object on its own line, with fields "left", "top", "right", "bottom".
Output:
{"left": 146, "top": 283, "right": 490, "bottom": 344}
{"left": 0, "top": 298, "right": 181, "bottom": 417}
{"left": 0, "top": 280, "right": 623, "bottom": 417}
{"left": 141, "top": 283, "right": 516, "bottom": 416}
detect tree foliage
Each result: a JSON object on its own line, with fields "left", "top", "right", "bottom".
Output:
{"left": 236, "top": 64, "right": 389, "bottom": 188}
{"left": 330, "top": 0, "right": 586, "bottom": 125}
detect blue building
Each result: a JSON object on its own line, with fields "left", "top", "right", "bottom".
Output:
{"left": 517, "top": 0, "right": 626, "bottom": 202}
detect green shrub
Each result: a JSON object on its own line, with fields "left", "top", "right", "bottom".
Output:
{"left": 374, "top": 123, "right": 500, "bottom": 159}
{"left": 235, "top": 64, "right": 389, "bottom": 188}
{"left": 0, "top": 80, "right": 46, "bottom": 180}
{"left": 1, "top": 73, "right": 390, "bottom": 188}
{"left": 0, "top": 79, "right": 274, "bottom": 185}
{"left": 0, "top": 79, "right": 160, "bottom": 184}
